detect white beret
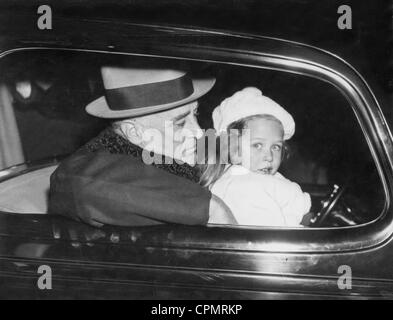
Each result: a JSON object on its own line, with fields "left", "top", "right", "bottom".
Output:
{"left": 212, "top": 87, "right": 295, "bottom": 140}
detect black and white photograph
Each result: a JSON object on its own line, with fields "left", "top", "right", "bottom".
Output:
{"left": 0, "top": 0, "right": 392, "bottom": 304}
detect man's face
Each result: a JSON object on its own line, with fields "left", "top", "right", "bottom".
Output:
{"left": 240, "top": 118, "right": 284, "bottom": 174}
{"left": 139, "top": 102, "right": 202, "bottom": 164}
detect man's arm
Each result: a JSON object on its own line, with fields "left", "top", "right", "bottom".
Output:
{"left": 49, "top": 149, "right": 211, "bottom": 227}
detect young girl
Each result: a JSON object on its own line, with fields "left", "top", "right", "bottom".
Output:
{"left": 201, "top": 87, "right": 311, "bottom": 227}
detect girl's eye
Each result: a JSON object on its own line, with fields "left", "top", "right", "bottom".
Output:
{"left": 272, "top": 144, "right": 282, "bottom": 152}
{"left": 253, "top": 143, "right": 263, "bottom": 150}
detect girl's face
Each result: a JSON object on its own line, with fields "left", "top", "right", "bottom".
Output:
{"left": 240, "top": 117, "right": 284, "bottom": 174}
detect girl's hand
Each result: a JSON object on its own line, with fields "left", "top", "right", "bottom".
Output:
{"left": 208, "top": 194, "right": 238, "bottom": 225}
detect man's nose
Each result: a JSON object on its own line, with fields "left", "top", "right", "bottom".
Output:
{"left": 185, "top": 117, "right": 203, "bottom": 139}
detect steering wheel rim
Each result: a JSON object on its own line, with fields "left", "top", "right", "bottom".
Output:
{"left": 312, "top": 184, "right": 346, "bottom": 227}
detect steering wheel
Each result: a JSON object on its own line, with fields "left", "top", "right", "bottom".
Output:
{"left": 311, "top": 184, "right": 347, "bottom": 227}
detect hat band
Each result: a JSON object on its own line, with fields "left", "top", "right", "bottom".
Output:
{"left": 105, "top": 74, "right": 194, "bottom": 111}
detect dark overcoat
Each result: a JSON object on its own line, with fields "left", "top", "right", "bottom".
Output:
{"left": 49, "top": 128, "right": 211, "bottom": 227}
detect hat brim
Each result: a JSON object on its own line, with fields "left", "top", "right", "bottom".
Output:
{"left": 86, "top": 77, "right": 216, "bottom": 119}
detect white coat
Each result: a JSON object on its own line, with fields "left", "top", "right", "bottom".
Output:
{"left": 210, "top": 165, "right": 311, "bottom": 227}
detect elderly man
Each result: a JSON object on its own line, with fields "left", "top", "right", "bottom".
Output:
{"left": 49, "top": 65, "right": 234, "bottom": 227}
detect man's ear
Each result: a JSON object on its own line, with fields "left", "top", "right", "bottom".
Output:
{"left": 114, "top": 119, "right": 145, "bottom": 146}
{"left": 228, "top": 132, "right": 242, "bottom": 165}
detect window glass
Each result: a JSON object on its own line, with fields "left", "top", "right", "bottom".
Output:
{"left": 0, "top": 50, "right": 385, "bottom": 226}
{"left": 0, "top": 51, "right": 108, "bottom": 166}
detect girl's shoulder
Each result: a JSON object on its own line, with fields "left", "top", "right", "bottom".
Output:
{"left": 217, "top": 166, "right": 299, "bottom": 191}
{"left": 220, "top": 165, "right": 278, "bottom": 188}
{"left": 274, "top": 172, "right": 303, "bottom": 191}
{"left": 225, "top": 165, "right": 250, "bottom": 176}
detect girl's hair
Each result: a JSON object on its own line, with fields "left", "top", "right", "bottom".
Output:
{"left": 199, "top": 114, "right": 288, "bottom": 188}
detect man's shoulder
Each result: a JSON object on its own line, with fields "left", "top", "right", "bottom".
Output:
{"left": 53, "top": 125, "right": 203, "bottom": 183}
{"left": 83, "top": 127, "right": 142, "bottom": 155}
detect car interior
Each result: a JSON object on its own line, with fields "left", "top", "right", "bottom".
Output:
{"left": 0, "top": 50, "right": 386, "bottom": 227}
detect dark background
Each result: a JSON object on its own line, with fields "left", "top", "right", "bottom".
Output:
{"left": 0, "top": 0, "right": 391, "bottom": 123}
{"left": 1, "top": 0, "right": 391, "bottom": 89}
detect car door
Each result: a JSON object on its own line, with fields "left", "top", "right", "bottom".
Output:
{"left": 0, "top": 16, "right": 393, "bottom": 299}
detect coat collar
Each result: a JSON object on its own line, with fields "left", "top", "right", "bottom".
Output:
{"left": 83, "top": 127, "right": 201, "bottom": 182}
